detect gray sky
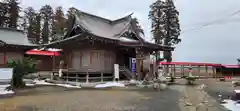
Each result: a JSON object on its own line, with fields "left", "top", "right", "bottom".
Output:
{"left": 20, "top": 0, "right": 240, "bottom": 64}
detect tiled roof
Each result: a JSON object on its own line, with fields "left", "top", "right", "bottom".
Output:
{"left": 73, "top": 10, "right": 134, "bottom": 40}
{"left": 0, "top": 28, "right": 37, "bottom": 46}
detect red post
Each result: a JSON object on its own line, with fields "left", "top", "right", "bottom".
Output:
{"left": 3, "top": 52, "right": 6, "bottom": 65}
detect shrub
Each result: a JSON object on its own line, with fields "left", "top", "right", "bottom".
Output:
{"left": 7, "top": 57, "right": 37, "bottom": 89}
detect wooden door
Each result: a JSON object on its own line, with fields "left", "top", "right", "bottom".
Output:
{"left": 72, "top": 51, "right": 81, "bottom": 70}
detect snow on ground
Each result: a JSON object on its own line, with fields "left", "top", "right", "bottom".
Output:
{"left": 25, "top": 79, "right": 81, "bottom": 88}
{"left": 94, "top": 82, "right": 125, "bottom": 88}
{"left": 221, "top": 99, "right": 240, "bottom": 111}
{"left": 0, "top": 84, "right": 14, "bottom": 95}
{"left": 55, "top": 84, "right": 81, "bottom": 88}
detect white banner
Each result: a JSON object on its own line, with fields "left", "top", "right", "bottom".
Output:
{"left": 114, "top": 64, "right": 119, "bottom": 80}
{"left": 0, "top": 68, "right": 13, "bottom": 82}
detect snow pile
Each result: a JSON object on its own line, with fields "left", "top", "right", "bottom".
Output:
{"left": 0, "top": 84, "right": 14, "bottom": 95}
{"left": 95, "top": 82, "right": 125, "bottom": 88}
{"left": 33, "top": 80, "right": 54, "bottom": 85}
{"left": 26, "top": 79, "right": 81, "bottom": 88}
{"left": 234, "top": 90, "right": 240, "bottom": 93}
{"left": 221, "top": 99, "right": 240, "bottom": 111}
{"left": 55, "top": 84, "right": 81, "bottom": 88}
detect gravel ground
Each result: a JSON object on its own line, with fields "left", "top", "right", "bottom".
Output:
{"left": 0, "top": 79, "right": 231, "bottom": 111}
{"left": 202, "top": 79, "right": 236, "bottom": 100}
{"left": 0, "top": 86, "right": 181, "bottom": 111}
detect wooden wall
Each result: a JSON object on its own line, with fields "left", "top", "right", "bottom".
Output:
{"left": 0, "top": 51, "right": 24, "bottom": 67}
{"left": 68, "top": 49, "right": 116, "bottom": 73}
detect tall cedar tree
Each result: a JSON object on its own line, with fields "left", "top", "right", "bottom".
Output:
{"left": 24, "top": 7, "right": 41, "bottom": 44}
{"left": 34, "top": 14, "right": 41, "bottom": 44}
{"left": 24, "top": 7, "right": 35, "bottom": 39}
{"left": 0, "top": 2, "right": 8, "bottom": 27}
{"left": 63, "top": 7, "right": 77, "bottom": 39}
{"left": 4, "top": 0, "right": 20, "bottom": 28}
{"left": 40, "top": 5, "right": 54, "bottom": 44}
{"left": 131, "top": 18, "right": 144, "bottom": 37}
{"left": 149, "top": 0, "right": 181, "bottom": 62}
{"left": 52, "top": 6, "right": 66, "bottom": 41}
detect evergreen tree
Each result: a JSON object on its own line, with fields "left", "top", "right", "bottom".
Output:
{"left": 40, "top": 5, "right": 54, "bottom": 44}
{"left": 149, "top": 0, "right": 181, "bottom": 62}
{"left": 4, "top": 0, "right": 20, "bottom": 28}
{"left": 131, "top": 18, "right": 144, "bottom": 37}
{"left": 33, "top": 14, "right": 41, "bottom": 44}
{"left": 67, "top": 7, "right": 77, "bottom": 17}
{"left": 63, "top": 7, "right": 77, "bottom": 39}
{"left": 52, "top": 6, "right": 66, "bottom": 41}
{"left": 23, "top": 7, "right": 41, "bottom": 44}
{"left": 24, "top": 7, "right": 35, "bottom": 39}
{"left": 0, "top": 2, "right": 8, "bottom": 27}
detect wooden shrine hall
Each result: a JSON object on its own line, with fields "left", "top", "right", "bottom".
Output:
{"left": 42, "top": 9, "right": 174, "bottom": 82}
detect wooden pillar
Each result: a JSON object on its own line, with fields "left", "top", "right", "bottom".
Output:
{"left": 220, "top": 67, "right": 223, "bottom": 77}
{"left": 86, "top": 72, "right": 89, "bottom": 83}
{"left": 76, "top": 74, "right": 78, "bottom": 82}
{"left": 182, "top": 65, "right": 185, "bottom": 77}
{"left": 101, "top": 72, "right": 103, "bottom": 82}
{"left": 205, "top": 65, "right": 208, "bottom": 73}
{"left": 3, "top": 52, "right": 6, "bottom": 65}
{"left": 198, "top": 66, "right": 201, "bottom": 73}
{"left": 52, "top": 55, "right": 55, "bottom": 70}
{"left": 180, "top": 65, "right": 183, "bottom": 77}
{"left": 212, "top": 66, "right": 215, "bottom": 78}
{"left": 173, "top": 64, "right": 176, "bottom": 76}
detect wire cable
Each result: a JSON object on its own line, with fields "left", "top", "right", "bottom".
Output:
{"left": 181, "top": 9, "right": 240, "bottom": 34}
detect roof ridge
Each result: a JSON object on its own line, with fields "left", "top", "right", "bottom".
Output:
{"left": 75, "top": 9, "right": 133, "bottom": 24}
{"left": 112, "top": 13, "right": 133, "bottom": 23}
{"left": 0, "top": 27, "right": 24, "bottom": 33}
{"left": 76, "top": 9, "right": 112, "bottom": 23}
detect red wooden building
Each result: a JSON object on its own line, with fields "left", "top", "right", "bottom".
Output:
{"left": 159, "top": 61, "right": 240, "bottom": 77}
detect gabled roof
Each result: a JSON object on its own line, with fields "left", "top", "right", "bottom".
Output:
{"left": 46, "top": 9, "right": 174, "bottom": 51}
{"left": 0, "top": 28, "right": 37, "bottom": 46}
{"left": 73, "top": 10, "right": 140, "bottom": 40}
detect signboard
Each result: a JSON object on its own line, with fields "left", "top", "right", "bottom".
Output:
{"left": 0, "top": 68, "right": 13, "bottom": 83}
{"left": 131, "top": 58, "right": 136, "bottom": 73}
{"left": 114, "top": 64, "right": 119, "bottom": 80}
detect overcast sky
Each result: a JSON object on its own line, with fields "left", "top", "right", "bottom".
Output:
{"left": 20, "top": 0, "right": 240, "bottom": 64}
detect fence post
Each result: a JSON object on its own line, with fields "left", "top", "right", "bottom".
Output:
{"left": 101, "top": 73, "right": 103, "bottom": 82}
{"left": 86, "top": 72, "right": 89, "bottom": 83}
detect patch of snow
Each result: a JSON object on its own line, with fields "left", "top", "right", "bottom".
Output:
{"left": 26, "top": 84, "right": 35, "bottom": 86}
{"left": 34, "top": 80, "right": 54, "bottom": 85}
{"left": 0, "top": 84, "right": 14, "bottom": 95}
{"left": 28, "top": 80, "right": 81, "bottom": 88}
{"left": 0, "top": 90, "right": 14, "bottom": 95}
{"left": 47, "top": 48, "right": 62, "bottom": 52}
{"left": 234, "top": 90, "right": 240, "bottom": 93}
{"left": 0, "top": 84, "right": 10, "bottom": 88}
{"left": 56, "top": 84, "right": 81, "bottom": 88}
{"left": 221, "top": 99, "right": 240, "bottom": 111}
{"left": 95, "top": 82, "right": 125, "bottom": 88}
